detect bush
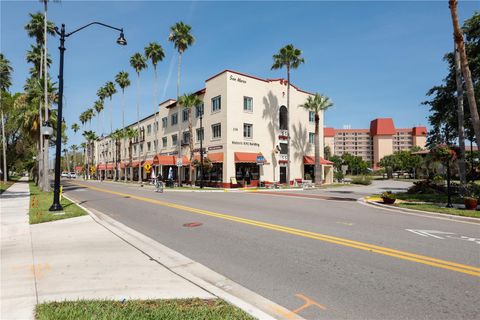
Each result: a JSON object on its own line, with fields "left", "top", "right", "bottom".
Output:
{"left": 407, "top": 179, "right": 444, "bottom": 194}
{"left": 351, "top": 175, "right": 372, "bottom": 185}
{"left": 381, "top": 191, "right": 396, "bottom": 200}
{"left": 334, "top": 171, "right": 344, "bottom": 182}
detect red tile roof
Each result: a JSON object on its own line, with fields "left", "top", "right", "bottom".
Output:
{"left": 370, "top": 118, "right": 396, "bottom": 136}
{"left": 324, "top": 128, "right": 335, "bottom": 137}
{"left": 412, "top": 126, "right": 427, "bottom": 136}
{"left": 303, "top": 156, "right": 334, "bottom": 165}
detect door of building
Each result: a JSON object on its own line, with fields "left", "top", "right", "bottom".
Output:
{"left": 279, "top": 167, "right": 286, "bottom": 183}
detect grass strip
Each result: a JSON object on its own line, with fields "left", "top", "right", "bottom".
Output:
{"left": 395, "top": 202, "right": 479, "bottom": 218}
{"left": 29, "top": 181, "right": 86, "bottom": 224}
{"left": 0, "top": 176, "right": 20, "bottom": 194}
{"left": 35, "top": 298, "right": 255, "bottom": 320}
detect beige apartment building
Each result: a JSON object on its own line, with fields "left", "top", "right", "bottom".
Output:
{"left": 93, "top": 69, "right": 333, "bottom": 187}
{"left": 324, "top": 118, "right": 427, "bottom": 169}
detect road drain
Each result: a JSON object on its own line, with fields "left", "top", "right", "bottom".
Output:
{"left": 183, "top": 222, "right": 203, "bottom": 228}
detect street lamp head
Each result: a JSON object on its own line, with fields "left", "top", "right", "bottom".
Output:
{"left": 116, "top": 31, "right": 127, "bottom": 46}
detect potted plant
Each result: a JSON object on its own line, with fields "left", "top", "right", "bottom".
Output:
{"left": 381, "top": 191, "right": 396, "bottom": 204}
{"left": 463, "top": 185, "right": 478, "bottom": 210}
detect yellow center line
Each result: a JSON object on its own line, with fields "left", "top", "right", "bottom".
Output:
{"left": 70, "top": 182, "right": 480, "bottom": 277}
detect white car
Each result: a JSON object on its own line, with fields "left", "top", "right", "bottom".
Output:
{"left": 68, "top": 172, "right": 77, "bottom": 179}
{"left": 61, "top": 172, "right": 69, "bottom": 178}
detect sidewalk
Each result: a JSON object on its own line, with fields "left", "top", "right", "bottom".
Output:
{"left": 1, "top": 179, "right": 213, "bottom": 320}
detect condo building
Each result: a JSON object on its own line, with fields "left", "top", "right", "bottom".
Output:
{"left": 324, "top": 118, "right": 427, "bottom": 168}
{"left": 92, "top": 70, "right": 334, "bottom": 187}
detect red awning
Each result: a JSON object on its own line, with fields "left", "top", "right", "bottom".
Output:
{"left": 303, "top": 156, "right": 334, "bottom": 165}
{"left": 75, "top": 166, "right": 83, "bottom": 171}
{"left": 97, "top": 164, "right": 106, "bottom": 170}
{"left": 193, "top": 152, "right": 224, "bottom": 163}
{"left": 177, "top": 156, "right": 190, "bottom": 166}
{"left": 142, "top": 159, "right": 153, "bottom": 166}
{"left": 234, "top": 152, "right": 264, "bottom": 163}
{"left": 119, "top": 162, "right": 128, "bottom": 169}
{"left": 153, "top": 155, "right": 176, "bottom": 165}
{"left": 106, "top": 163, "right": 115, "bottom": 170}
{"left": 130, "top": 161, "right": 140, "bottom": 167}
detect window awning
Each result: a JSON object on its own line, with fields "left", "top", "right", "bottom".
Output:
{"left": 193, "top": 152, "right": 224, "bottom": 163}
{"left": 97, "top": 164, "right": 106, "bottom": 170}
{"left": 303, "top": 156, "right": 334, "bottom": 165}
{"left": 142, "top": 159, "right": 153, "bottom": 166}
{"left": 106, "top": 163, "right": 115, "bottom": 170}
{"left": 234, "top": 152, "right": 264, "bottom": 163}
{"left": 153, "top": 155, "right": 176, "bottom": 165}
{"left": 119, "top": 162, "right": 128, "bottom": 169}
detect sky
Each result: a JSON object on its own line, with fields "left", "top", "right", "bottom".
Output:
{"left": 2, "top": 0, "right": 479, "bottom": 149}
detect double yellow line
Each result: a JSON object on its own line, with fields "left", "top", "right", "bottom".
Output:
{"left": 72, "top": 182, "right": 480, "bottom": 277}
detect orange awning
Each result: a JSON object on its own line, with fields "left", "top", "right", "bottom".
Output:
{"left": 303, "top": 156, "right": 334, "bottom": 165}
{"left": 97, "top": 164, "right": 106, "bottom": 170}
{"left": 130, "top": 161, "right": 141, "bottom": 167}
{"left": 153, "top": 155, "right": 176, "bottom": 165}
{"left": 119, "top": 162, "right": 128, "bottom": 169}
{"left": 142, "top": 159, "right": 153, "bottom": 166}
{"left": 193, "top": 152, "right": 224, "bottom": 163}
{"left": 106, "top": 163, "right": 115, "bottom": 170}
{"left": 234, "top": 152, "right": 264, "bottom": 163}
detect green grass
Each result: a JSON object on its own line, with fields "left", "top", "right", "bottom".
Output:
{"left": 29, "top": 182, "right": 87, "bottom": 224}
{"left": 0, "top": 176, "right": 20, "bottom": 194}
{"left": 394, "top": 192, "right": 464, "bottom": 204}
{"left": 35, "top": 299, "right": 255, "bottom": 320}
{"left": 395, "top": 202, "right": 480, "bottom": 218}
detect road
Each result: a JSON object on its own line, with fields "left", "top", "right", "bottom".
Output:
{"left": 63, "top": 180, "right": 479, "bottom": 320}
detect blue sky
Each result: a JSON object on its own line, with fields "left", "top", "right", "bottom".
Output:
{"left": 2, "top": 0, "right": 479, "bottom": 148}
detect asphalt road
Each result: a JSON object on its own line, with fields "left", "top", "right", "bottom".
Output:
{"left": 63, "top": 180, "right": 480, "bottom": 320}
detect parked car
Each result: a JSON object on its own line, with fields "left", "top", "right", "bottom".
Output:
{"left": 69, "top": 172, "right": 77, "bottom": 179}
{"left": 61, "top": 172, "right": 69, "bottom": 178}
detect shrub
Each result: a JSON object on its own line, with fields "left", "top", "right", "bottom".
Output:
{"left": 304, "top": 173, "right": 312, "bottom": 181}
{"left": 351, "top": 175, "right": 372, "bottom": 185}
{"left": 464, "top": 183, "right": 480, "bottom": 200}
{"left": 408, "top": 179, "right": 444, "bottom": 194}
{"left": 334, "top": 171, "right": 344, "bottom": 182}
{"left": 381, "top": 191, "right": 396, "bottom": 200}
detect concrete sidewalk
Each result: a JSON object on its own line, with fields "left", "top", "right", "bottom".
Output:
{"left": 1, "top": 179, "right": 213, "bottom": 320}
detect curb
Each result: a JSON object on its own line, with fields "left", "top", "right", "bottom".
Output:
{"left": 360, "top": 198, "right": 480, "bottom": 224}
{"left": 63, "top": 193, "right": 303, "bottom": 320}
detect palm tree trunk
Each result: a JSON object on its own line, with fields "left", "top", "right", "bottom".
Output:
{"left": 454, "top": 43, "right": 467, "bottom": 189}
{"left": 314, "top": 113, "right": 322, "bottom": 186}
{"left": 1, "top": 110, "right": 7, "bottom": 183}
{"left": 38, "top": 49, "right": 44, "bottom": 190}
{"left": 286, "top": 66, "right": 291, "bottom": 185}
{"left": 188, "top": 108, "right": 194, "bottom": 185}
{"left": 43, "top": 0, "right": 50, "bottom": 192}
{"left": 153, "top": 67, "right": 158, "bottom": 155}
{"left": 136, "top": 74, "right": 141, "bottom": 184}
{"left": 177, "top": 52, "right": 182, "bottom": 187}
{"left": 449, "top": 0, "right": 480, "bottom": 147}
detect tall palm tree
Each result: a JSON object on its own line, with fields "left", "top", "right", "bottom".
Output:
{"left": 449, "top": 0, "right": 480, "bottom": 147}
{"left": 271, "top": 44, "right": 305, "bottom": 184}
{"left": 104, "top": 81, "right": 117, "bottom": 134}
{"left": 70, "top": 144, "right": 78, "bottom": 175}
{"left": 85, "top": 108, "right": 94, "bottom": 130}
{"left": 26, "top": 44, "right": 51, "bottom": 77}
{"left": 144, "top": 42, "right": 165, "bottom": 155}
{"left": 110, "top": 129, "right": 123, "bottom": 180}
{"left": 82, "top": 130, "right": 97, "bottom": 179}
{"left": 169, "top": 22, "right": 195, "bottom": 185}
{"left": 0, "top": 53, "right": 13, "bottom": 183}
{"left": 178, "top": 93, "right": 202, "bottom": 184}
{"left": 96, "top": 86, "right": 108, "bottom": 135}
{"left": 130, "top": 52, "right": 147, "bottom": 183}
{"left": 93, "top": 100, "right": 104, "bottom": 135}
{"left": 124, "top": 127, "right": 138, "bottom": 182}
{"left": 301, "top": 93, "right": 333, "bottom": 186}
{"left": 114, "top": 71, "right": 130, "bottom": 132}
{"left": 79, "top": 112, "right": 87, "bottom": 129}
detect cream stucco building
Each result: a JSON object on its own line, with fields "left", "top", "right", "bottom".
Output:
{"left": 92, "top": 69, "right": 333, "bottom": 187}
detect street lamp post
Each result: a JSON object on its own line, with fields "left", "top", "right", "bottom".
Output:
{"left": 49, "top": 22, "right": 126, "bottom": 211}
{"left": 199, "top": 114, "right": 204, "bottom": 189}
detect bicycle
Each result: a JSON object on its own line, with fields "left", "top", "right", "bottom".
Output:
{"left": 155, "top": 179, "right": 164, "bottom": 193}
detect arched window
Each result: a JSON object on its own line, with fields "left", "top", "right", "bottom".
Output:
{"left": 279, "top": 105, "right": 288, "bottom": 130}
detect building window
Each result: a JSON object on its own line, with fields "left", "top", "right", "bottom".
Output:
{"left": 139, "top": 143, "right": 144, "bottom": 154}
{"left": 309, "top": 111, "right": 315, "bottom": 123}
{"left": 212, "top": 123, "right": 221, "bottom": 139}
{"left": 212, "top": 96, "right": 221, "bottom": 113}
{"left": 182, "top": 108, "right": 189, "bottom": 122}
{"left": 279, "top": 105, "right": 288, "bottom": 130}
{"left": 196, "top": 104, "right": 204, "bottom": 118}
{"left": 172, "top": 134, "right": 177, "bottom": 146}
{"left": 171, "top": 113, "right": 178, "bottom": 126}
{"left": 182, "top": 131, "right": 190, "bottom": 145}
{"left": 243, "top": 123, "right": 253, "bottom": 139}
{"left": 147, "top": 124, "right": 152, "bottom": 135}
{"left": 153, "top": 140, "right": 158, "bottom": 150}
{"left": 162, "top": 117, "right": 168, "bottom": 128}
{"left": 147, "top": 142, "right": 151, "bottom": 152}
{"left": 309, "top": 132, "right": 315, "bottom": 144}
{"left": 162, "top": 137, "right": 167, "bottom": 148}
{"left": 243, "top": 96, "right": 253, "bottom": 112}
{"left": 133, "top": 145, "right": 137, "bottom": 155}
{"left": 154, "top": 121, "right": 158, "bottom": 131}
{"left": 279, "top": 143, "right": 288, "bottom": 155}
{"left": 196, "top": 128, "right": 204, "bottom": 142}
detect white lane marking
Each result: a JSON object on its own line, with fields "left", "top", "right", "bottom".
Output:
{"left": 406, "top": 229, "right": 480, "bottom": 244}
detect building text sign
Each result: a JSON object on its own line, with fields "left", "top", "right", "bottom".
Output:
{"left": 232, "top": 141, "right": 260, "bottom": 147}
{"left": 229, "top": 75, "right": 247, "bottom": 84}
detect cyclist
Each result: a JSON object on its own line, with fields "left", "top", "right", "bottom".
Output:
{"left": 155, "top": 171, "right": 164, "bottom": 193}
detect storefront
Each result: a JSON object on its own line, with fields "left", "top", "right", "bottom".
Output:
{"left": 303, "top": 156, "right": 334, "bottom": 184}
{"left": 234, "top": 152, "right": 264, "bottom": 187}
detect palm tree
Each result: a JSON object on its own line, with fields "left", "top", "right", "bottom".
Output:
{"left": 82, "top": 130, "right": 97, "bottom": 179}
{"left": 114, "top": 71, "right": 130, "bottom": 132}
{"left": 178, "top": 93, "right": 202, "bottom": 184}
{"left": 96, "top": 86, "right": 108, "bottom": 135}
{"left": 93, "top": 100, "right": 104, "bottom": 135}
{"left": 104, "top": 81, "right": 117, "bottom": 134}
{"left": 130, "top": 52, "right": 147, "bottom": 183}
{"left": 85, "top": 108, "right": 94, "bottom": 129}
{"left": 79, "top": 112, "right": 87, "bottom": 129}
{"left": 109, "top": 129, "right": 123, "bottom": 180}
{"left": 449, "top": 0, "right": 480, "bottom": 147}
{"left": 70, "top": 144, "right": 78, "bottom": 175}
{"left": 26, "top": 44, "right": 51, "bottom": 77}
{"left": 0, "top": 53, "right": 13, "bottom": 183}
{"left": 301, "top": 93, "right": 333, "bottom": 186}
{"left": 271, "top": 44, "right": 305, "bottom": 184}
{"left": 169, "top": 22, "right": 195, "bottom": 185}
{"left": 124, "top": 127, "right": 138, "bottom": 182}
{"left": 144, "top": 42, "right": 165, "bottom": 155}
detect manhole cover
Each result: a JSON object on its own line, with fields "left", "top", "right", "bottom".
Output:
{"left": 183, "top": 222, "right": 203, "bottom": 228}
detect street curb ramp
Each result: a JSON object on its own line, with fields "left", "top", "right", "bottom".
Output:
{"left": 64, "top": 194, "right": 304, "bottom": 320}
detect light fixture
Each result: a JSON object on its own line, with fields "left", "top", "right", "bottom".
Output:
{"left": 117, "top": 31, "right": 127, "bottom": 46}
{"left": 41, "top": 121, "right": 53, "bottom": 137}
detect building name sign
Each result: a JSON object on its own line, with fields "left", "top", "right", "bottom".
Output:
{"left": 232, "top": 141, "right": 260, "bottom": 147}
{"left": 208, "top": 145, "right": 223, "bottom": 151}
{"left": 229, "top": 75, "right": 247, "bottom": 84}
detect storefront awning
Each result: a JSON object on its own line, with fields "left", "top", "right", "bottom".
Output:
{"left": 142, "top": 159, "right": 153, "bottom": 166}
{"left": 106, "top": 163, "right": 115, "bottom": 170}
{"left": 119, "top": 162, "right": 128, "bottom": 169}
{"left": 75, "top": 166, "right": 83, "bottom": 171}
{"left": 130, "top": 161, "right": 141, "bottom": 167}
{"left": 153, "top": 155, "right": 176, "bottom": 165}
{"left": 97, "top": 164, "right": 106, "bottom": 170}
{"left": 193, "top": 152, "right": 224, "bottom": 163}
{"left": 303, "top": 156, "right": 334, "bottom": 165}
{"left": 234, "top": 152, "right": 264, "bottom": 163}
